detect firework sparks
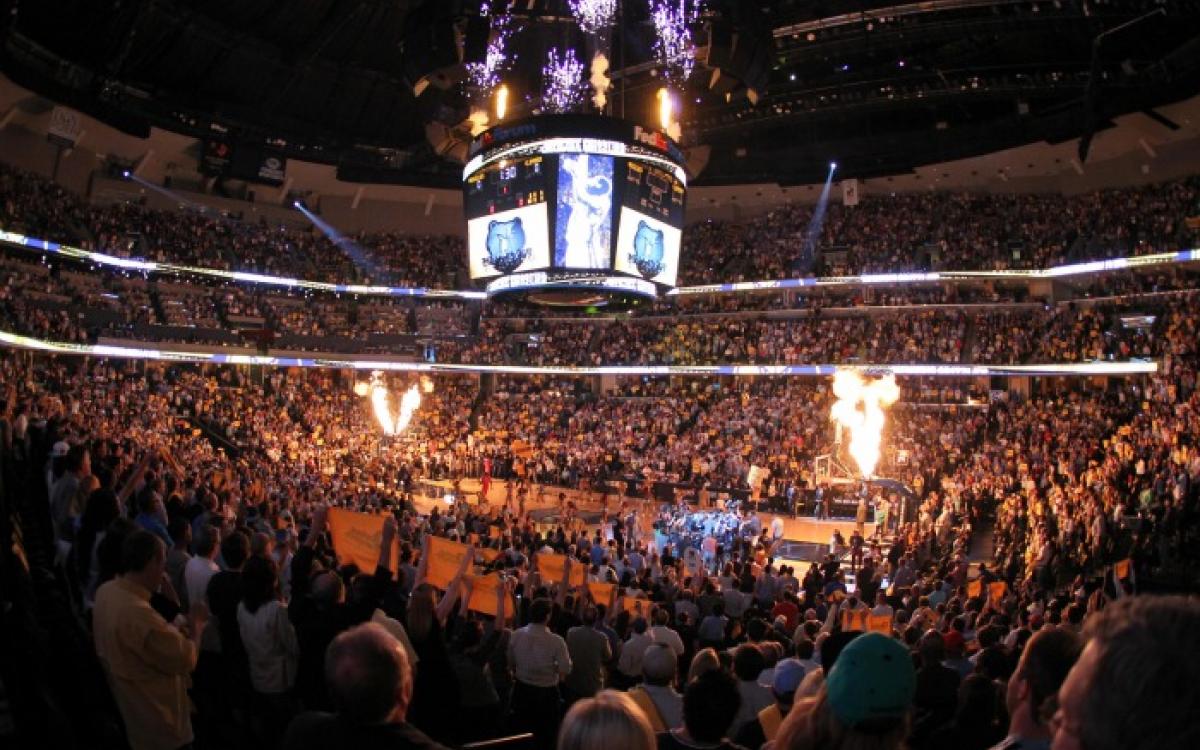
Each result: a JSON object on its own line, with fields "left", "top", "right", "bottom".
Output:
{"left": 650, "top": 0, "right": 703, "bottom": 87}
{"left": 829, "top": 370, "right": 900, "bottom": 478}
{"left": 465, "top": 15, "right": 513, "bottom": 93}
{"left": 570, "top": 0, "right": 617, "bottom": 35}
{"left": 543, "top": 47, "right": 585, "bottom": 113}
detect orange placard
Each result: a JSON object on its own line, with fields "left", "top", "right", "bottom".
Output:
{"left": 465, "top": 572, "right": 516, "bottom": 618}
{"left": 620, "top": 595, "right": 651, "bottom": 618}
{"left": 426, "top": 536, "right": 470, "bottom": 590}
{"left": 867, "top": 613, "right": 893, "bottom": 635}
{"left": 488, "top": 525, "right": 502, "bottom": 539}
{"left": 478, "top": 547, "right": 501, "bottom": 563}
{"left": 967, "top": 579, "right": 983, "bottom": 599}
{"left": 537, "top": 552, "right": 587, "bottom": 587}
{"left": 988, "top": 581, "right": 1008, "bottom": 607}
{"left": 586, "top": 581, "right": 616, "bottom": 607}
{"left": 327, "top": 508, "right": 397, "bottom": 577}
{"left": 1114, "top": 558, "right": 1132, "bottom": 580}
{"left": 841, "top": 608, "right": 868, "bottom": 632}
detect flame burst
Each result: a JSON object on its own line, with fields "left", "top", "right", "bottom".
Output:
{"left": 829, "top": 370, "right": 900, "bottom": 478}
{"left": 365, "top": 371, "right": 429, "bottom": 436}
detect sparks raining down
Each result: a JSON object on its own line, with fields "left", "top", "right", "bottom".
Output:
{"left": 829, "top": 370, "right": 900, "bottom": 479}
{"left": 650, "top": 0, "right": 703, "bottom": 87}
{"left": 543, "top": 47, "right": 585, "bottom": 114}
{"left": 465, "top": 15, "right": 513, "bottom": 94}
{"left": 570, "top": 0, "right": 617, "bottom": 34}
{"left": 360, "top": 371, "right": 429, "bottom": 436}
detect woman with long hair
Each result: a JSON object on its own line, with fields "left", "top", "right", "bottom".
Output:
{"left": 404, "top": 536, "right": 473, "bottom": 742}
{"left": 237, "top": 554, "right": 298, "bottom": 745}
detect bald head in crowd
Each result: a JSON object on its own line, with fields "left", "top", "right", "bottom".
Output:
{"left": 325, "top": 623, "right": 414, "bottom": 725}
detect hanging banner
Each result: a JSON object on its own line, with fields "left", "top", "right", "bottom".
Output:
{"left": 47, "top": 106, "right": 83, "bottom": 148}
{"left": 841, "top": 178, "right": 860, "bottom": 207}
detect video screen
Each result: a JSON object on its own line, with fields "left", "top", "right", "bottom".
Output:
{"left": 465, "top": 155, "right": 550, "bottom": 279}
{"left": 467, "top": 203, "right": 551, "bottom": 279}
{"left": 613, "top": 209, "right": 681, "bottom": 286}
{"left": 553, "top": 153, "right": 614, "bottom": 269}
{"left": 464, "top": 155, "right": 548, "bottom": 220}
{"left": 622, "top": 159, "right": 685, "bottom": 225}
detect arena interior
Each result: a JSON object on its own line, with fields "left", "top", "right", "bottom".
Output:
{"left": 1, "top": 2, "right": 1199, "bottom": 750}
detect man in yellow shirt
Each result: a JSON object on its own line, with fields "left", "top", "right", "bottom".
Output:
{"left": 94, "top": 528, "right": 207, "bottom": 750}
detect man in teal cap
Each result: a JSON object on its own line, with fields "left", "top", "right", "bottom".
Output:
{"left": 825, "top": 632, "right": 916, "bottom": 733}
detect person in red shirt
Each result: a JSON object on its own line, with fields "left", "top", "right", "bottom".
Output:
{"left": 771, "top": 591, "right": 801, "bottom": 633}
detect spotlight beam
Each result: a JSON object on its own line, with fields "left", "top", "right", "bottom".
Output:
{"left": 295, "top": 203, "right": 387, "bottom": 283}
{"left": 126, "top": 173, "right": 205, "bottom": 212}
{"left": 799, "top": 164, "right": 837, "bottom": 273}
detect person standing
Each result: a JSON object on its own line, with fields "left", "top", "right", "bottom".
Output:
{"left": 509, "top": 597, "right": 572, "bottom": 750}
{"left": 238, "top": 555, "right": 300, "bottom": 745}
{"left": 565, "top": 606, "right": 613, "bottom": 702}
{"left": 93, "top": 529, "right": 206, "bottom": 750}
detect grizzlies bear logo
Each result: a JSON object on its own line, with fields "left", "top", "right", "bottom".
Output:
{"left": 629, "top": 220, "right": 665, "bottom": 278}
{"left": 484, "top": 218, "right": 529, "bottom": 274}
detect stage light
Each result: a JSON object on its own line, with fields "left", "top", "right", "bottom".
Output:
{"left": 292, "top": 200, "right": 301, "bottom": 208}
{"left": 830, "top": 161, "right": 838, "bottom": 170}
{"left": 495, "top": 84, "right": 508, "bottom": 120}
{"left": 121, "top": 170, "right": 131, "bottom": 179}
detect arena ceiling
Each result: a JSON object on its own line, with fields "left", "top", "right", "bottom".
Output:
{"left": 1, "top": 0, "right": 1199, "bottom": 187}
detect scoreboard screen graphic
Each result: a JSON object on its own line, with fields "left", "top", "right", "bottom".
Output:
{"left": 463, "top": 116, "right": 688, "bottom": 302}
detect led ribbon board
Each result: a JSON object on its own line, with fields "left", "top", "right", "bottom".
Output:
{"left": 0, "top": 330, "right": 1159, "bottom": 377}
{"left": 2, "top": 228, "right": 1195, "bottom": 299}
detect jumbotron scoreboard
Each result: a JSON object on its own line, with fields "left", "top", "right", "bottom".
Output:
{"left": 463, "top": 115, "right": 687, "bottom": 305}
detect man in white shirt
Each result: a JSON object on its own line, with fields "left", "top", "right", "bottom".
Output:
{"left": 184, "top": 527, "right": 220, "bottom": 609}
{"left": 616, "top": 617, "right": 656, "bottom": 686}
{"left": 649, "top": 608, "right": 685, "bottom": 658}
{"left": 508, "top": 597, "right": 571, "bottom": 750}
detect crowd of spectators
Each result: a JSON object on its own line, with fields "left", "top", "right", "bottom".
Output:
{"left": 2, "top": 159, "right": 1200, "bottom": 750}
{"left": 4, "top": 333, "right": 1198, "bottom": 749}
{"left": 3, "top": 163, "right": 1198, "bottom": 291}
{"left": 679, "top": 180, "right": 1199, "bottom": 283}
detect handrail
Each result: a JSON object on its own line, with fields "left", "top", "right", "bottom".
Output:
{"left": 461, "top": 733, "right": 536, "bottom": 750}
